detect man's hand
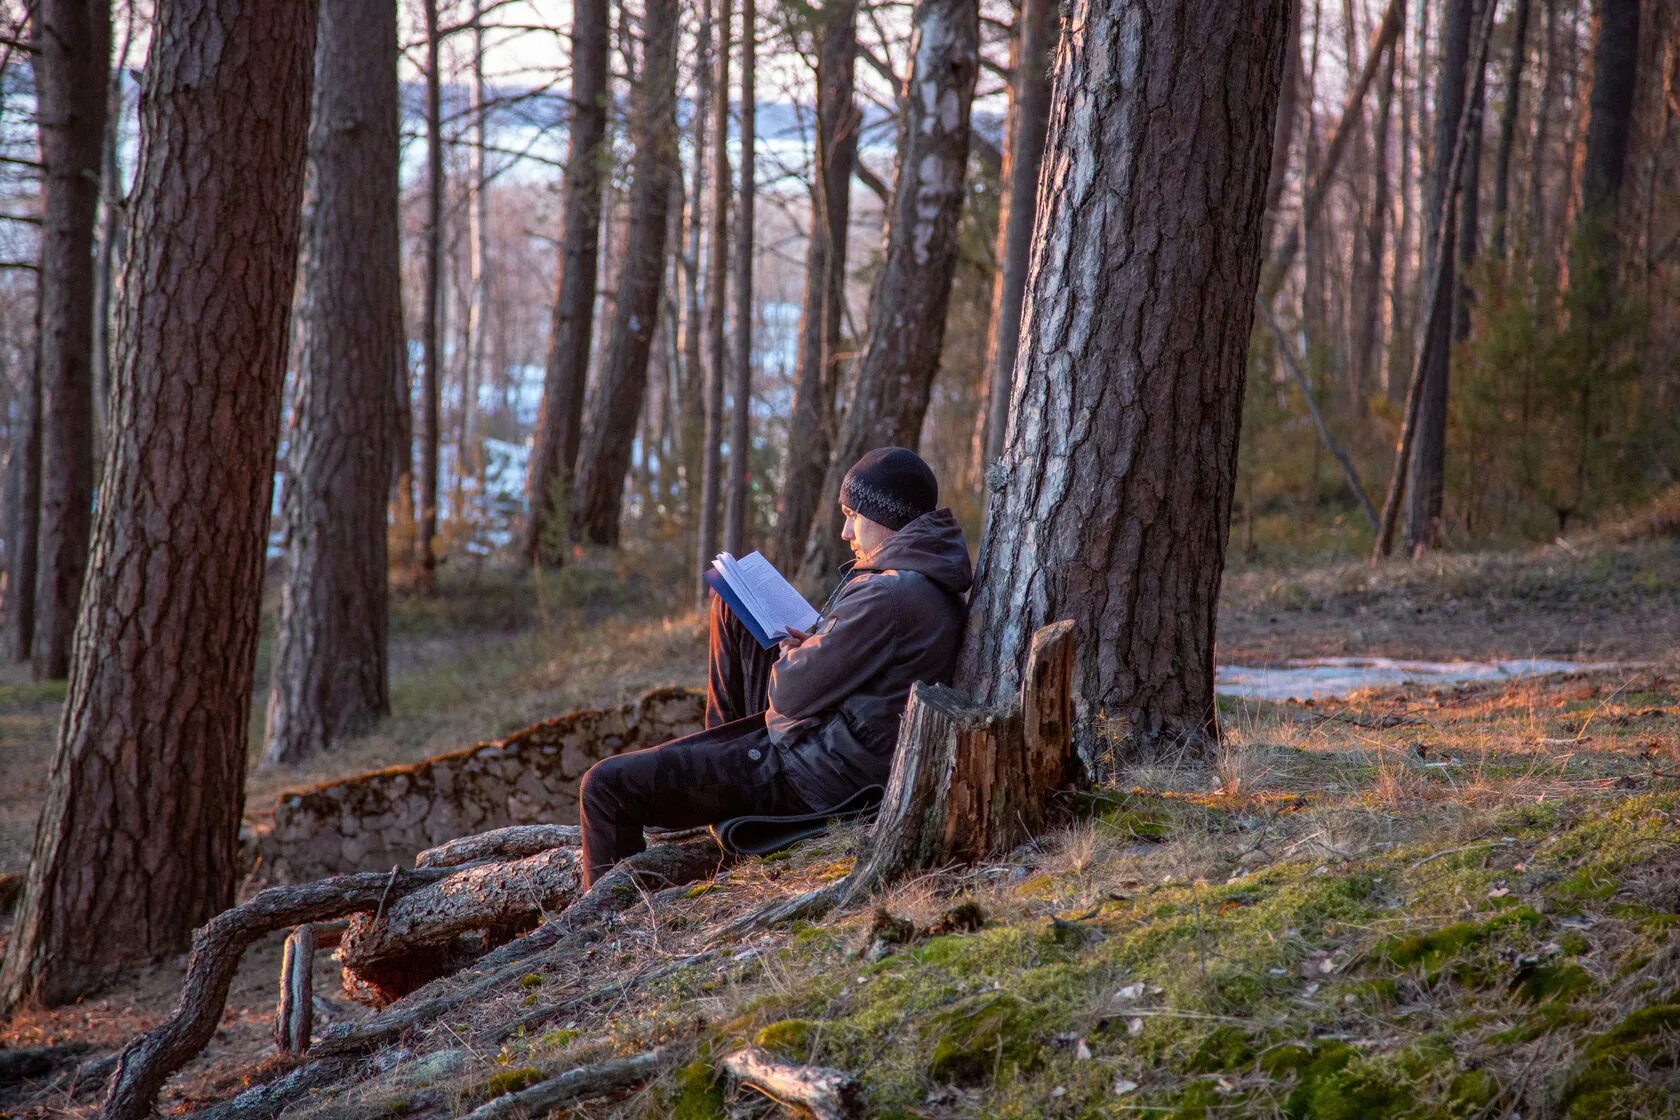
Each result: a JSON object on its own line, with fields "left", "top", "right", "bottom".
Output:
{"left": 777, "top": 625, "right": 811, "bottom": 656}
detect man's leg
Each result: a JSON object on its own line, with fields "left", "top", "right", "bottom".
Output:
{"left": 577, "top": 727, "right": 810, "bottom": 884}
{"left": 705, "top": 593, "right": 778, "bottom": 727}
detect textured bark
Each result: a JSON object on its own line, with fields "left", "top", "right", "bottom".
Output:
{"left": 1491, "top": 0, "right": 1532, "bottom": 257}
{"left": 338, "top": 848, "right": 583, "bottom": 1006}
{"left": 723, "top": 0, "right": 756, "bottom": 555}
{"left": 979, "top": 0, "right": 1057, "bottom": 473}
{"left": 30, "top": 0, "right": 111, "bottom": 681}
{"left": 415, "top": 824, "right": 581, "bottom": 868}
{"left": 1454, "top": 4, "right": 1488, "bottom": 345}
{"left": 1406, "top": 0, "right": 1476, "bottom": 555}
{"left": 9, "top": 361, "right": 39, "bottom": 662}
{"left": 0, "top": 0, "right": 316, "bottom": 1011}
{"left": 1263, "top": 0, "right": 1303, "bottom": 230}
{"left": 97, "top": 869, "right": 451, "bottom": 1120}
{"left": 262, "top": 0, "right": 400, "bottom": 767}
{"left": 956, "top": 0, "right": 1287, "bottom": 764}
{"left": 417, "top": 0, "right": 442, "bottom": 586}
{"left": 1569, "top": 0, "right": 1641, "bottom": 295}
{"left": 771, "top": 0, "right": 858, "bottom": 568}
{"left": 796, "top": 0, "right": 979, "bottom": 592}
{"left": 695, "top": 0, "right": 731, "bottom": 602}
{"left": 571, "top": 0, "right": 679, "bottom": 546}
{"left": 525, "top": 0, "right": 610, "bottom": 564}
{"left": 275, "top": 925, "right": 316, "bottom": 1053}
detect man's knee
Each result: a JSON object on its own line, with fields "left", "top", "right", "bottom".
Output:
{"left": 579, "top": 755, "right": 631, "bottom": 819}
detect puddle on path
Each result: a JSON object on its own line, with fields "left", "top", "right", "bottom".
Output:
{"left": 1214, "top": 656, "right": 1622, "bottom": 703}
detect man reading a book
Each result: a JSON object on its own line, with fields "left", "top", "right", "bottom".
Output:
{"left": 577, "top": 447, "right": 974, "bottom": 885}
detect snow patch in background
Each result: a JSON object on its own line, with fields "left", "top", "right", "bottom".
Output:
{"left": 1214, "top": 657, "right": 1621, "bottom": 702}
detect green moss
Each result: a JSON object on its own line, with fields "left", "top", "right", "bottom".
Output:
{"left": 1558, "top": 1004, "right": 1680, "bottom": 1117}
{"left": 754, "top": 1019, "right": 817, "bottom": 1060}
{"left": 1186, "top": 1026, "right": 1255, "bottom": 1072}
{"left": 1288, "top": 1051, "right": 1413, "bottom": 1120}
{"left": 924, "top": 992, "right": 1040, "bottom": 1084}
{"left": 475, "top": 1067, "right": 542, "bottom": 1100}
{"left": 1378, "top": 907, "right": 1546, "bottom": 985}
{"left": 537, "top": 1028, "right": 580, "bottom": 1049}
{"left": 1512, "top": 962, "right": 1591, "bottom": 1003}
{"left": 516, "top": 973, "right": 542, "bottom": 990}
{"left": 666, "top": 1060, "right": 727, "bottom": 1120}
{"left": 1446, "top": 1068, "right": 1500, "bottom": 1112}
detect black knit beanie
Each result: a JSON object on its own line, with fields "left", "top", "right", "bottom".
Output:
{"left": 840, "top": 447, "right": 938, "bottom": 531}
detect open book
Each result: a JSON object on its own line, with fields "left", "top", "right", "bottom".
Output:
{"left": 703, "top": 551, "right": 821, "bottom": 650}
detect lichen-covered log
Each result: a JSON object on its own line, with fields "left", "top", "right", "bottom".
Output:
{"left": 721, "top": 1046, "right": 863, "bottom": 1119}
{"left": 338, "top": 847, "right": 584, "bottom": 1006}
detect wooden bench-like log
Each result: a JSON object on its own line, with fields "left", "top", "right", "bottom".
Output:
{"left": 338, "top": 847, "right": 584, "bottom": 1006}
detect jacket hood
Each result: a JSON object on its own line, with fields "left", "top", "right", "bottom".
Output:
{"left": 855, "top": 507, "right": 973, "bottom": 594}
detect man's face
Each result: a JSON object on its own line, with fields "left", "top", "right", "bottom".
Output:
{"left": 840, "top": 503, "right": 894, "bottom": 560}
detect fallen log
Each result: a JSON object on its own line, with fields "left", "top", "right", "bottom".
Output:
{"left": 459, "top": 1046, "right": 676, "bottom": 1120}
{"left": 98, "top": 867, "right": 452, "bottom": 1120}
{"left": 338, "top": 847, "right": 584, "bottom": 1006}
{"left": 415, "top": 824, "right": 581, "bottom": 869}
{"left": 0, "top": 1043, "right": 95, "bottom": 1087}
{"left": 721, "top": 1046, "right": 864, "bottom": 1119}
{"left": 181, "top": 1057, "right": 363, "bottom": 1120}
{"left": 309, "top": 839, "right": 722, "bottom": 1059}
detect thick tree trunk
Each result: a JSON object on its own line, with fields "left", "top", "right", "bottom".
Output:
{"left": 1490, "top": 0, "right": 1531, "bottom": 257}
{"left": 261, "top": 0, "right": 400, "bottom": 767}
{"left": 795, "top": 0, "right": 979, "bottom": 593}
{"left": 9, "top": 363, "right": 39, "bottom": 663}
{"left": 771, "top": 0, "right": 857, "bottom": 568}
{"left": 525, "top": 0, "right": 610, "bottom": 565}
{"left": 570, "top": 0, "right": 679, "bottom": 546}
{"left": 417, "top": 0, "right": 443, "bottom": 587}
{"left": 695, "top": 0, "right": 731, "bottom": 602}
{"left": 956, "top": 0, "right": 1288, "bottom": 766}
{"left": 723, "top": 0, "right": 756, "bottom": 555}
{"left": 30, "top": 0, "right": 111, "bottom": 682}
{"left": 0, "top": 0, "right": 315, "bottom": 1012}
{"left": 1405, "top": 0, "right": 1474, "bottom": 556}
{"left": 978, "top": 0, "right": 1057, "bottom": 475}
{"left": 1569, "top": 0, "right": 1640, "bottom": 292}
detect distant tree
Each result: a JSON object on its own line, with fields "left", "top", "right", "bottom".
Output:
{"left": 1406, "top": 0, "right": 1476, "bottom": 556}
{"left": 0, "top": 0, "right": 315, "bottom": 1010}
{"left": 796, "top": 0, "right": 980, "bottom": 591}
{"left": 695, "top": 0, "right": 732, "bottom": 599}
{"left": 771, "top": 0, "right": 857, "bottom": 568}
{"left": 958, "top": 0, "right": 1288, "bottom": 766}
{"left": 30, "top": 0, "right": 111, "bottom": 681}
{"left": 525, "top": 0, "right": 611, "bottom": 565}
{"left": 261, "top": 0, "right": 401, "bottom": 768}
{"left": 8, "top": 358, "right": 38, "bottom": 664}
{"left": 570, "top": 0, "right": 679, "bottom": 545}
{"left": 978, "top": 0, "right": 1056, "bottom": 475}
{"left": 1569, "top": 0, "right": 1640, "bottom": 298}
{"left": 417, "top": 0, "right": 443, "bottom": 587}
{"left": 1490, "top": 0, "right": 1531, "bottom": 258}
{"left": 723, "top": 0, "right": 756, "bottom": 555}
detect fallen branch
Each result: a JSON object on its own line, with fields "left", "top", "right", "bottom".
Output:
{"left": 339, "top": 847, "right": 584, "bottom": 1005}
{"left": 460, "top": 1046, "right": 676, "bottom": 1120}
{"left": 181, "top": 1057, "right": 363, "bottom": 1120}
{"left": 415, "top": 824, "right": 582, "bottom": 868}
{"left": 99, "top": 867, "right": 452, "bottom": 1120}
{"left": 275, "top": 925, "right": 315, "bottom": 1053}
{"left": 721, "top": 1046, "right": 864, "bottom": 1120}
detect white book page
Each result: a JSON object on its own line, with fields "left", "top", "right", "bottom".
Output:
{"left": 731, "top": 551, "right": 819, "bottom": 638}
{"left": 713, "top": 553, "right": 767, "bottom": 626}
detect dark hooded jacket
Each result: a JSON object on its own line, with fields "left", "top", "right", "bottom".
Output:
{"left": 765, "top": 508, "right": 973, "bottom": 808}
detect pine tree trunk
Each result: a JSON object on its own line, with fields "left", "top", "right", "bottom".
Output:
{"left": 979, "top": 0, "right": 1057, "bottom": 475}
{"left": 1406, "top": 0, "right": 1474, "bottom": 556}
{"left": 1570, "top": 0, "right": 1640, "bottom": 290}
{"left": 956, "top": 0, "right": 1288, "bottom": 767}
{"left": 723, "top": 0, "right": 756, "bottom": 555}
{"left": 679, "top": 0, "right": 712, "bottom": 540}
{"left": 525, "top": 0, "right": 610, "bottom": 565}
{"left": 0, "top": 0, "right": 315, "bottom": 1011}
{"left": 261, "top": 0, "right": 400, "bottom": 768}
{"left": 696, "top": 0, "right": 732, "bottom": 597}
{"left": 1355, "top": 43, "right": 1396, "bottom": 404}
{"left": 1490, "top": 0, "right": 1531, "bottom": 258}
{"left": 771, "top": 0, "right": 857, "bottom": 568}
{"left": 9, "top": 361, "right": 39, "bottom": 663}
{"left": 570, "top": 0, "right": 679, "bottom": 546}
{"left": 417, "top": 0, "right": 443, "bottom": 587}
{"left": 1453, "top": 2, "right": 1487, "bottom": 344}
{"left": 31, "top": 0, "right": 111, "bottom": 682}
{"left": 796, "top": 0, "right": 979, "bottom": 593}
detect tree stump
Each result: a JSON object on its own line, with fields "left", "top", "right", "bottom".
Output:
{"left": 274, "top": 924, "right": 314, "bottom": 1053}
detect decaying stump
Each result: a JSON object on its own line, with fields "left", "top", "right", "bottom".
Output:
{"left": 338, "top": 847, "right": 584, "bottom": 1005}
{"left": 724, "top": 620, "right": 1078, "bottom": 935}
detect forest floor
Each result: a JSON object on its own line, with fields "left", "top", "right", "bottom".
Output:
{"left": 0, "top": 512, "right": 1677, "bottom": 1118}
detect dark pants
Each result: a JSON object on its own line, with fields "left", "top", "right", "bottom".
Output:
{"left": 578, "top": 596, "right": 810, "bottom": 885}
